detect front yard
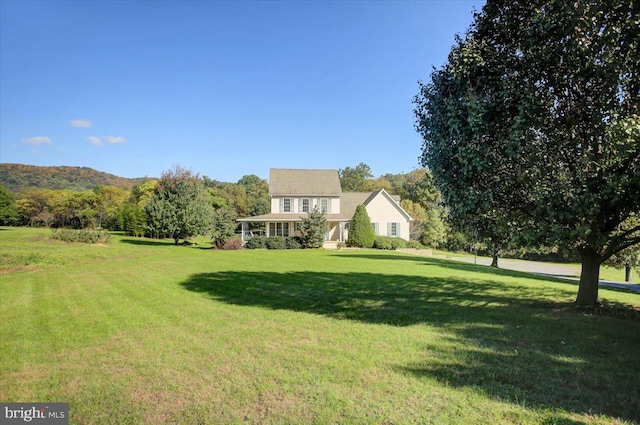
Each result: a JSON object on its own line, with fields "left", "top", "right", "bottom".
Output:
{"left": 1, "top": 227, "right": 639, "bottom": 424}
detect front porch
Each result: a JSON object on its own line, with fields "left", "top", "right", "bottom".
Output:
{"left": 237, "top": 215, "right": 349, "bottom": 248}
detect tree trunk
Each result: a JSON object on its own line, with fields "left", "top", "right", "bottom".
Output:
{"left": 490, "top": 253, "right": 499, "bottom": 268}
{"left": 575, "top": 248, "right": 602, "bottom": 307}
{"left": 625, "top": 265, "right": 632, "bottom": 282}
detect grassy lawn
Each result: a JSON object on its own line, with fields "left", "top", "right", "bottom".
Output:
{"left": 1, "top": 227, "right": 639, "bottom": 424}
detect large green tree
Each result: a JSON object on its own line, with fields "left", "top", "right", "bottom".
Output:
{"left": 145, "top": 166, "right": 214, "bottom": 244}
{"left": 0, "top": 184, "right": 18, "bottom": 226}
{"left": 414, "top": 0, "right": 640, "bottom": 306}
{"left": 339, "top": 163, "right": 374, "bottom": 192}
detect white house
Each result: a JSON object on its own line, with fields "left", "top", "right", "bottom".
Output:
{"left": 237, "top": 168, "right": 413, "bottom": 247}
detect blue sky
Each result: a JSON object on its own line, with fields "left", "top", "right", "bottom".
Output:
{"left": 1, "top": 0, "right": 484, "bottom": 182}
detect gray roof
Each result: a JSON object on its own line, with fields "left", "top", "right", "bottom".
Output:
{"left": 339, "top": 192, "right": 373, "bottom": 220}
{"left": 269, "top": 168, "right": 342, "bottom": 196}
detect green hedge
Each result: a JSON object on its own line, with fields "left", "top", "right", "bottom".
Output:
{"left": 51, "top": 229, "right": 111, "bottom": 244}
{"left": 374, "top": 236, "right": 407, "bottom": 250}
{"left": 244, "top": 236, "right": 303, "bottom": 250}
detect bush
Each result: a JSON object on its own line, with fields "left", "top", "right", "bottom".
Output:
{"left": 51, "top": 228, "right": 111, "bottom": 244}
{"left": 265, "top": 236, "right": 287, "bottom": 250}
{"left": 285, "top": 237, "right": 303, "bottom": 249}
{"left": 407, "top": 240, "right": 423, "bottom": 249}
{"left": 244, "top": 236, "right": 267, "bottom": 249}
{"left": 222, "top": 238, "right": 243, "bottom": 250}
{"left": 374, "top": 236, "right": 407, "bottom": 250}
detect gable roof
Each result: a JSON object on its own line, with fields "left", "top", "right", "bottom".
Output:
{"left": 340, "top": 189, "right": 413, "bottom": 222}
{"left": 339, "top": 192, "right": 373, "bottom": 220}
{"left": 269, "top": 168, "right": 342, "bottom": 196}
{"left": 366, "top": 189, "right": 414, "bottom": 221}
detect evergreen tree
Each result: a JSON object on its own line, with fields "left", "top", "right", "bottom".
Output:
{"left": 298, "top": 207, "right": 327, "bottom": 248}
{"left": 348, "top": 205, "right": 376, "bottom": 248}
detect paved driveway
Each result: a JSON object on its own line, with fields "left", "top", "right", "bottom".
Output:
{"left": 449, "top": 255, "right": 640, "bottom": 294}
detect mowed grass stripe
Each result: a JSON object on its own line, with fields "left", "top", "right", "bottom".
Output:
{"left": 1, "top": 228, "right": 639, "bottom": 424}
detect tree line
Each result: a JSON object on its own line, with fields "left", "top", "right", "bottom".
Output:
{"left": 0, "top": 163, "right": 450, "bottom": 248}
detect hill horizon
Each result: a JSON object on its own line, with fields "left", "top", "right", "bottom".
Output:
{"left": 0, "top": 163, "right": 152, "bottom": 192}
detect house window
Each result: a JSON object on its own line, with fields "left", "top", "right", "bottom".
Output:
{"left": 281, "top": 198, "right": 292, "bottom": 213}
{"left": 300, "top": 198, "right": 310, "bottom": 213}
{"left": 320, "top": 198, "right": 329, "bottom": 213}
{"left": 269, "top": 222, "right": 290, "bottom": 237}
{"left": 371, "top": 222, "right": 379, "bottom": 235}
{"left": 388, "top": 222, "right": 400, "bottom": 237}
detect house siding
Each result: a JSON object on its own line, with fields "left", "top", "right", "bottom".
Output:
{"left": 271, "top": 196, "right": 340, "bottom": 215}
{"left": 365, "top": 194, "right": 411, "bottom": 241}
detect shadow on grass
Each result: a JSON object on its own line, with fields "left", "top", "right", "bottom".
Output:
{"left": 118, "top": 237, "right": 213, "bottom": 249}
{"left": 118, "top": 238, "right": 173, "bottom": 247}
{"left": 331, "top": 251, "right": 580, "bottom": 286}
{"left": 181, "top": 268, "right": 640, "bottom": 422}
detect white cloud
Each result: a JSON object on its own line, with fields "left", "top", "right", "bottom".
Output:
{"left": 104, "top": 135, "right": 127, "bottom": 144}
{"left": 70, "top": 119, "right": 92, "bottom": 128}
{"left": 87, "top": 135, "right": 127, "bottom": 147}
{"left": 87, "top": 136, "right": 102, "bottom": 146}
{"left": 21, "top": 136, "right": 51, "bottom": 146}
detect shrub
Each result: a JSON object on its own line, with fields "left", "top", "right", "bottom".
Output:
{"left": 407, "top": 240, "right": 423, "bottom": 249}
{"left": 51, "top": 229, "right": 111, "bottom": 244}
{"left": 222, "top": 238, "right": 243, "bottom": 250}
{"left": 374, "top": 236, "right": 407, "bottom": 250}
{"left": 285, "top": 237, "right": 303, "bottom": 249}
{"left": 244, "top": 236, "right": 267, "bottom": 249}
{"left": 337, "top": 241, "right": 346, "bottom": 250}
{"left": 347, "top": 205, "right": 376, "bottom": 248}
{"left": 265, "top": 236, "right": 287, "bottom": 250}
{"left": 374, "top": 236, "right": 393, "bottom": 250}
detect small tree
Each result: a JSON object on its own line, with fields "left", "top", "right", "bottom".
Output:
{"left": 211, "top": 206, "right": 237, "bottom": 249}
{"left": 298, "top": 207, "right": 327, "bottom": 248}
{"left": 348, "top": 204, "right": 376, "bottom": 248}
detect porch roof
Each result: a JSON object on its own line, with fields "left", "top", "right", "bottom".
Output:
{"left": 237, "top": 213, "right": 349, "bottom": 222}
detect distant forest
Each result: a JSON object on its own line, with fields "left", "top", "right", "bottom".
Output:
{"left": 0, "top": 164, "right": 149, "bottom": 191}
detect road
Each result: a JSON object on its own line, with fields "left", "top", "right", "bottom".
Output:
{"left": 449, "top": 255, "right": 640, "bottom": 294}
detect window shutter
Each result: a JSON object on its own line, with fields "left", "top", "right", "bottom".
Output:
{"left": 387, "top": 222, "right": 391, "bottom": 236}
{"left": 397, "top": 222, "right": 401, "bottom": 237}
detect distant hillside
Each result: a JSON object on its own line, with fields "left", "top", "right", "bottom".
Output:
{"left": 0, "top": 164, "right": 150, "bottom": 192}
